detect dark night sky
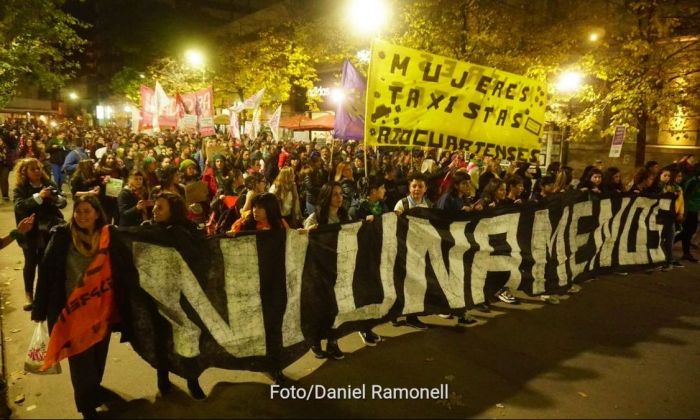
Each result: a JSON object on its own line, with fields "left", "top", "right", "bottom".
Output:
{"left": 64, "top": 0, "right": 278, "bottom": 90}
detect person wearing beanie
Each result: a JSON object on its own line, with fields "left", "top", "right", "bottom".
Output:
{"left": 142, "top": 156, "right": 159, "bottom": 194}
{"left": 179, "top": 159, "right": 200, "bottom": 184}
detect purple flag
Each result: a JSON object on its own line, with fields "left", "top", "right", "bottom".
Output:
{"left": 334, "top": 60, "right": 366, "bottom": 140}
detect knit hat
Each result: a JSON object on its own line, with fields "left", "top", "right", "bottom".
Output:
{"left": 179, "top": 159, "right": 197, "bottom": 171}
{"left": 212, "top": 154, "right": 226, "bottom": 163}
{"left": 143, "top": 156, "right": 156, "bottom": 165}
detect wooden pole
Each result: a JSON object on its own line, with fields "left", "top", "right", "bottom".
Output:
{"left": 364, "top": 138, "right": 369, "bottom": 181}
{"left": 329, "top": 137, "right": 335, "bottom": 182}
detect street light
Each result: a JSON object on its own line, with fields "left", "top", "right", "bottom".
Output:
{"left": 554, "top": 71, "right": 584, "bottom": 165}
{"left": 68, "top": 92, "right": 79, "bottom": 101}
{"left": 555, "top": 71, "right": 583, "bottom": 93}
{"left": 589, "top": 32, "right": 600, "bottom": 42}
{"left": 185, "top": 49, "right": 206, "bottom": 84}
{"left": 330, "top": 88, "right": 346, "bottom": 104}
{"left": 356, "top": 49, "right": 371, "bottom": 63}
{"left": 185, "top": 49, "right": 205, "bottom": 69}
{"left": 347, "top": 0, "right": 390, "bottom": 36}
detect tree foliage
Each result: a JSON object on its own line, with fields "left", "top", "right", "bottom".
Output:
{"left": 391, "top": 0, "right": 700, "bottom": 163}
{"left": 0, "top": 0, "right": 86, "bottom": 106}
{"left": 212, "top": 23, "right": 321, "bottom": 111}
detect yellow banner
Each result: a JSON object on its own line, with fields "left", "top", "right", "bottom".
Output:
{"left": 365, "top": 40, "right": 547, "bottom": 162}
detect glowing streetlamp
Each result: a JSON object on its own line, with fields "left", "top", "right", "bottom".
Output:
{"left": 185, "top": 49, "right": 205, "bottom": 69}
{"left": 347, "top": 0, "right": 390, "bottom": 36}
{"left": 589, "top": 32, "right": 600, "bottom": 42}
{"left": 553, "top": 71, "right": 585, "bottom": 165}
{"left": 555, "top": 71, "right": 583, "bottom": 93}
{"left": 330, "top": 88, "right": 346, "bottom": 104}
{"left": 68, "top": 91, "right": 79, "bottom": 101}
{"left": 185, "top": 49, "right": 206, "bottom": 83}
{"left": 139, "top": 74, "right": 146, "bottom": 79}
{"left": 356, "top": 49, "right": 371, "bottom": 63}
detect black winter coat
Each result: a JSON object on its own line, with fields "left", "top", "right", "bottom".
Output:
{"left": 13, "top": 181, "right": 66, "bottom": 249}
{"left": 31, "top": 224, "right": 133, "bottom": 342}
{"left": 117, "top": 187, "right": 146, "bottom": 227}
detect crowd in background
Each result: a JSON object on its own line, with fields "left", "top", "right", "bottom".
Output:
{"left": 3, "top": 116, "right": 700, "bottom": 416}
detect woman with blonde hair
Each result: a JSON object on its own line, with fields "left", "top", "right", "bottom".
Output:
{"left": 269, "top": 166, "right": 302, "bottom": 228}
{"left": 13, "top": 158, "right": 67, "bottom": 310}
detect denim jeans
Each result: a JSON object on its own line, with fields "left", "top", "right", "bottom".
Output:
{"left": 50, "top": 163, "right": 64, "bottom": 189}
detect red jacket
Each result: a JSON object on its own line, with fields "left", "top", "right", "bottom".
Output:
{"left": 201, "top": 166, "right": 218, "bottom": 198}
{"left": 278, "top": 149, "right": 290, "bottom": 169}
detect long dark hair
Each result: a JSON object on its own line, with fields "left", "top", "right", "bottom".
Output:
{"left": 601, "top": 167, "right": 623, "bottom": 192}
{"left": 448, "top": 171, "right": 471, "bottom": 198}
{"left": 154, "top": 191, "right": 189, "bottom": 226}
{"left": 157, "top": 166, "right": 179, "bottom": 189}
{"left": 70, "top": 195, "right": 108, "bottom": 257}
{"left": 241, "top": 192, "right": 286, "bottom": 231}
{"left": 314, "top": 182, "right": 348, "bottom": 225}
{"left": 481, "top": 178, "right": 505, "bottom": 206}
{"left": 579, "top": 168, "right": 603, "bottom": 190}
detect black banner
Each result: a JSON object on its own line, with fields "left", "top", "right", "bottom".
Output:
{"left": 114, "top": 191, "right": 673, "bottom": 377}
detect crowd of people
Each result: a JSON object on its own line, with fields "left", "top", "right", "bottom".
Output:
{"left": 2, "top": 117, "right": 699, "bottom": 418}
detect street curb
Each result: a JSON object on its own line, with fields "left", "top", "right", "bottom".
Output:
{"left": 0, "top": 293, "right": 10, "bottom": 419}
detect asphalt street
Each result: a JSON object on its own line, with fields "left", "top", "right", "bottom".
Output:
{"left": 1, "top": 196, "right": 699, "bottom": 419}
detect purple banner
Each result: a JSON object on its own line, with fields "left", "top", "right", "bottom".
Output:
{"left": 334, "top": 60, "right": 366, "bottom": 140}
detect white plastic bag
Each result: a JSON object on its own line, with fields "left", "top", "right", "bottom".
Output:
{"left": 24, "top": 322, "right": 61, "bottom": 375}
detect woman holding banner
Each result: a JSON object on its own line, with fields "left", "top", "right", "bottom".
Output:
{"left": 142, "top": 191, "right": 207, "bottom": 400}
{"left": 31, "top": 195, "right": 120, "bottom": 419}
{"left": 304, "top": 182, "right": 351, "bottom": 360}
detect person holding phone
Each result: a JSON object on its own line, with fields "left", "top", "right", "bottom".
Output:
{"left": 13, "top": 157, "right": 67, "bottom": 311}
{"left": 117, "top": 170, "right": 153, "bottom": 227}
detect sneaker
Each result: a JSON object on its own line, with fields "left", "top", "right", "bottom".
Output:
{"left": 495, "top": 287, "right": 520, "bottom": 305}
{"left": 405, "top": 315, "right": 429, "bottom": 330}
{"left": 681, "top": 254, "right": 699, "bottom": 263}
{"left": 567, "top": 284, "right": 582, "bottom": 294}
{"left": 671, "top": 260, "right": 685, "bottom": 268}
{"left": 614, "top": 271, "right": 629, "bottom": 276}
{"left": 475, "top": 302, "right": 491, "bottom": 313}
{"left": 311, "top": 344, "right": 327, "bottom": 359}
{"left": 438, "top": 314, "right": 453, "bottom": 319}
{"left": 540, "top": 294, "right": 560, "bottom": 304}
{"left": 660, "top": 264, "right": 672, "bottom": 272}
{"left": 326, "top": 341, "right": 345, "bottom": 360}
{"left": 359, "top": 330, "right": 381, "bottom": 346}
{"left": 457, "top": 315, "right": 478, "bottom": 326}
{"left": 583, "top": 276, "right": 597, "bottom": 283}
